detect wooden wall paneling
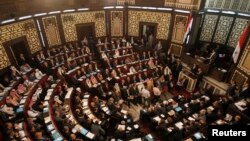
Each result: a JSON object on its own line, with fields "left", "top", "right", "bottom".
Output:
{"left": 231, "top": 69, "right": 248, "bottom": 88}
{"left": 42, "top": 16, "right": 61, "bottom": 47}
{"left": 227, "top": 17, "right": 249, "bottom": 48}
{"left": 210, "top": 14, "right": 220, "bottom": 44}
{"left": 0, "top": 19, "right": 42, "bottom": 70}
{"left": 169, "top": 43, "right": 183, "bottom": 57}
{"left": 199, "top": 14, "right": 218, "bottom": 42}
{"left": 128, "top": 10, "right": 171, "bottom": 40}
{"left": 213, "top": 15, "right": 234, "bottom": 45}
{"left": 238, "top": 42, "right": 250, "bottom": 75}
{"left": 224, "top": 15, "right": 236, "bottom": 46}
{"left": 171, "top": 14, "right": 188, "bottom": 44}
{"left": 110, "top": 11, "right": 124, "bottom": 37}
{"left": 61, "top": 11, "right": 106, "bottom": 42}
{"left": 56, "top": 14, "right": 66, "bottom": 44}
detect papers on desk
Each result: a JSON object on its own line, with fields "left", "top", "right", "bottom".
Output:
{"left": 175, "top": 107, "right": 182, "bottom": 112}
{"left": 47, "top": 124, "right": 54, "bottom": 131}
{"left": 121, "top": 109, "right": 128, "bottom": 114}
{"left": 175, "top": 122, "right": 184, "bottom": 130}
{"left": 192, "top": 113, "right": 198, "bottom": 119}
{"left": 19, "top": 130, "right": 25, "bottom": 138}
{"left": 44, "top": 116, "right": 50, "bottom": 124}
{"left": 194, "top": 132, "right": 202, "bottom": 140}
{"left": 134, "top": 124, "right": 139, "bottom": 129}
{"left": 51, "top": 130, "right": 63, "bottom": 140}
{"left": 224, "top": 114, "right": 233, "bottom": 122}
{"left": 129, "top": 138, "right": 142, "bottom": 141}
{"left": 188, "top": 117, "right": 195, "bottom": 121}
{"left": 84, "top": 94, "right": 90, "bottom": 98}
{"left": 207, "top": 106, "right": 214, "bottom": 111}
{"left": 168, "top": 110, "right": 175, "bottom": 116}
{"left": 65, "top": 87, "right": 73, "bottom": 99}
{"left": 117, "top": 124, "right": 125, "bottom": 131}
{"left": 127, "top": 126, "right": 132, "bottom": 131}
{"left": 20, "top": 99, "right": 26, "bottom": 105}
{"left": 234, "top": 99, "right": 247, "bottom": 111}
{"left": 43, "top": 107, "right": 49, "bottom": 113}
{"left": 168, "top": 99, "right": 174, "bottom": 103}
{"left": 185, "top": 138, "right": 193, "bottom": 141}
{"left": 153, "top": 116, "right": 161, "bottom": 123}
{"left": 86, "top": 132, "right": 95, "bottom": 139}
{"left": 216, "top": 119, "right": 225, "bottom": 125}
{"left": 80, "top": 127, "right": 88, "bottom": 135}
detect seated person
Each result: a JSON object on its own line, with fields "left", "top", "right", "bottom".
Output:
{"left": 20, "top": 63, "right": 32, "bottom": 73}
{"left": 97, "top": 38, "right": 103, "bottom": 45}
{"left": 35, "top": 69, "right": 44, "bottom": 79}
{"left": 148, "top": 58, "right": 156, "bottom": 69}
{"left": 10, "top": 66, "right": 21, "bottom": 80}
{"left": 0, "top": 83, "right": 5, "bottom": 93}
{"left": 2, "top": 75, "right": 11, "bottom": 87}
{"left": 85, "top": 78, "right": 92, "bottom": 88}
{"left": 129, "top": 66, "right": 137, "bottom": 74}
{"left": 81, "top": 36, "right": 88, "bottom": 46}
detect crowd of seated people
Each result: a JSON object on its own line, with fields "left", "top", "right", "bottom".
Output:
{"left": 1, "top": 36, "right": 250, "bottom": 141}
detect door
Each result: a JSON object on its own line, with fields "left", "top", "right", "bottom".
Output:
{"left": 76, "top": 23, "right": 95, "bottom": 42}
{"left": 3, "top": 37, "right": 31, "bottom": 67}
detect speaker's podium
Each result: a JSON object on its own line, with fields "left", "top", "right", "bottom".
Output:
{"left": 178, "top": 70, "right": 197, "bottom": 92}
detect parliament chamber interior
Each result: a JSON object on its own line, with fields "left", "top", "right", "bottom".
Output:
{"left": 0, "top": 0, "right": 250, "bottom": 141}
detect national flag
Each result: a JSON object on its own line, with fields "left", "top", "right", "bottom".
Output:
{"left": 183, "top": 14, "right": 193, "bottom": 44}
{"left": 232, "top": 25, "right": 248, "bottom": 63}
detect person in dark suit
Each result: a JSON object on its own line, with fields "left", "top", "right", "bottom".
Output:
{"left": 91, "top": 121, "right": 105, "bottom": 141}
{"left": 239, "top": 82, "right": 250, "bottom": 98}
{"left": 227, "top": 80, "right": 237, "bottom": 99}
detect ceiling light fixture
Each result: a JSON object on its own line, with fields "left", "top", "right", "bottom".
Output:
{"left": 48, "top": 11, "right": 61, "bottom": 14}
{"left": 18, "top": 15, "right": 32, "bottom": 20}
{"left": 1, "top": 19, "right": 15, "bottom": 24}
{"left": 34, "top": 13, "right": 47, "bottom": 17}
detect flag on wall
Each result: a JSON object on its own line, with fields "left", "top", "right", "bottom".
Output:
{"left": 183, "top": 14, "right": 193, "bottom": 44}
{"left": 232, "top": 25, "right": 248, "bottom": 63}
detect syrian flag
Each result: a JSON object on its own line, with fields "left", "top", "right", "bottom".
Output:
{"left": 183, "top": 14, "right": 193, "bottom": 44}
{"left": 232, "top": 25, "right": 248, "bottom": 63}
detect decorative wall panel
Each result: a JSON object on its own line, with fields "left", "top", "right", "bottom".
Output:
{"left": 172, "top": 15, "right": 188, "bottom": 44}
{"left": 213, "top": 16, "right": 233, "bottom": 44}
{"left": 231, "top": 70, "right": 248, "bottom": 88}
{"left": 0, "top": 19, "right": 41, "bottom": 70}
{"left": 205, "top": 0, "right": 250, "bottom": 13}
{"left": 111, "top": 11, "right": 123, "bottom": 37}
{"left": 227, "top": 18, "right": 248, "bottom": 48}
{"left": 128, "top": 10, "right": 171, "bottom": 40}
{"left": 200, "top": 14, "right": 218, "bottom": 42}
{"left": 170, "top": 43, "right": 183, "bottom": 57}
{"left": 61, "top": 11, "right": 106, "bottom": 42}
{"left": 42, "top": 16, "right": 61, "bottom": 47}
{"left": 238, "top": 40, "right": 250, "bottom": 75}
{"left": 165, "top": 0, "right": 201, "bottom": 10}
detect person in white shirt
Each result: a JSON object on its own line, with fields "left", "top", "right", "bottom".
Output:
{"left": 141, "top": 87, "right": 151, "bottom": 106}
{"left": 113, "top": 49, "right": 120, "bottom": 58}
{"left": 153, "top": 85, "right": 161, "bottom": 103}
{"left": 0, "top": 104, "right": 15, "bottom": 115}
{"left": 129, "top": 66, "right": 137, "bottom": 74}
{"left": 35, "top": 69, "right": 44, "bottom": 79}
{"left": 81, "top": 36, "right": 88, "bottom": 46}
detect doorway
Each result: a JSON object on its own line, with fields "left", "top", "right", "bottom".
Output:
{"left": 3, "top": 37, "right": 31, "bottom": 67}
{"left": 76, "top": 23, "right": 95, "bottom": 42}
{"left": 139, "top": 22, "right": 157, "bottom": 48}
